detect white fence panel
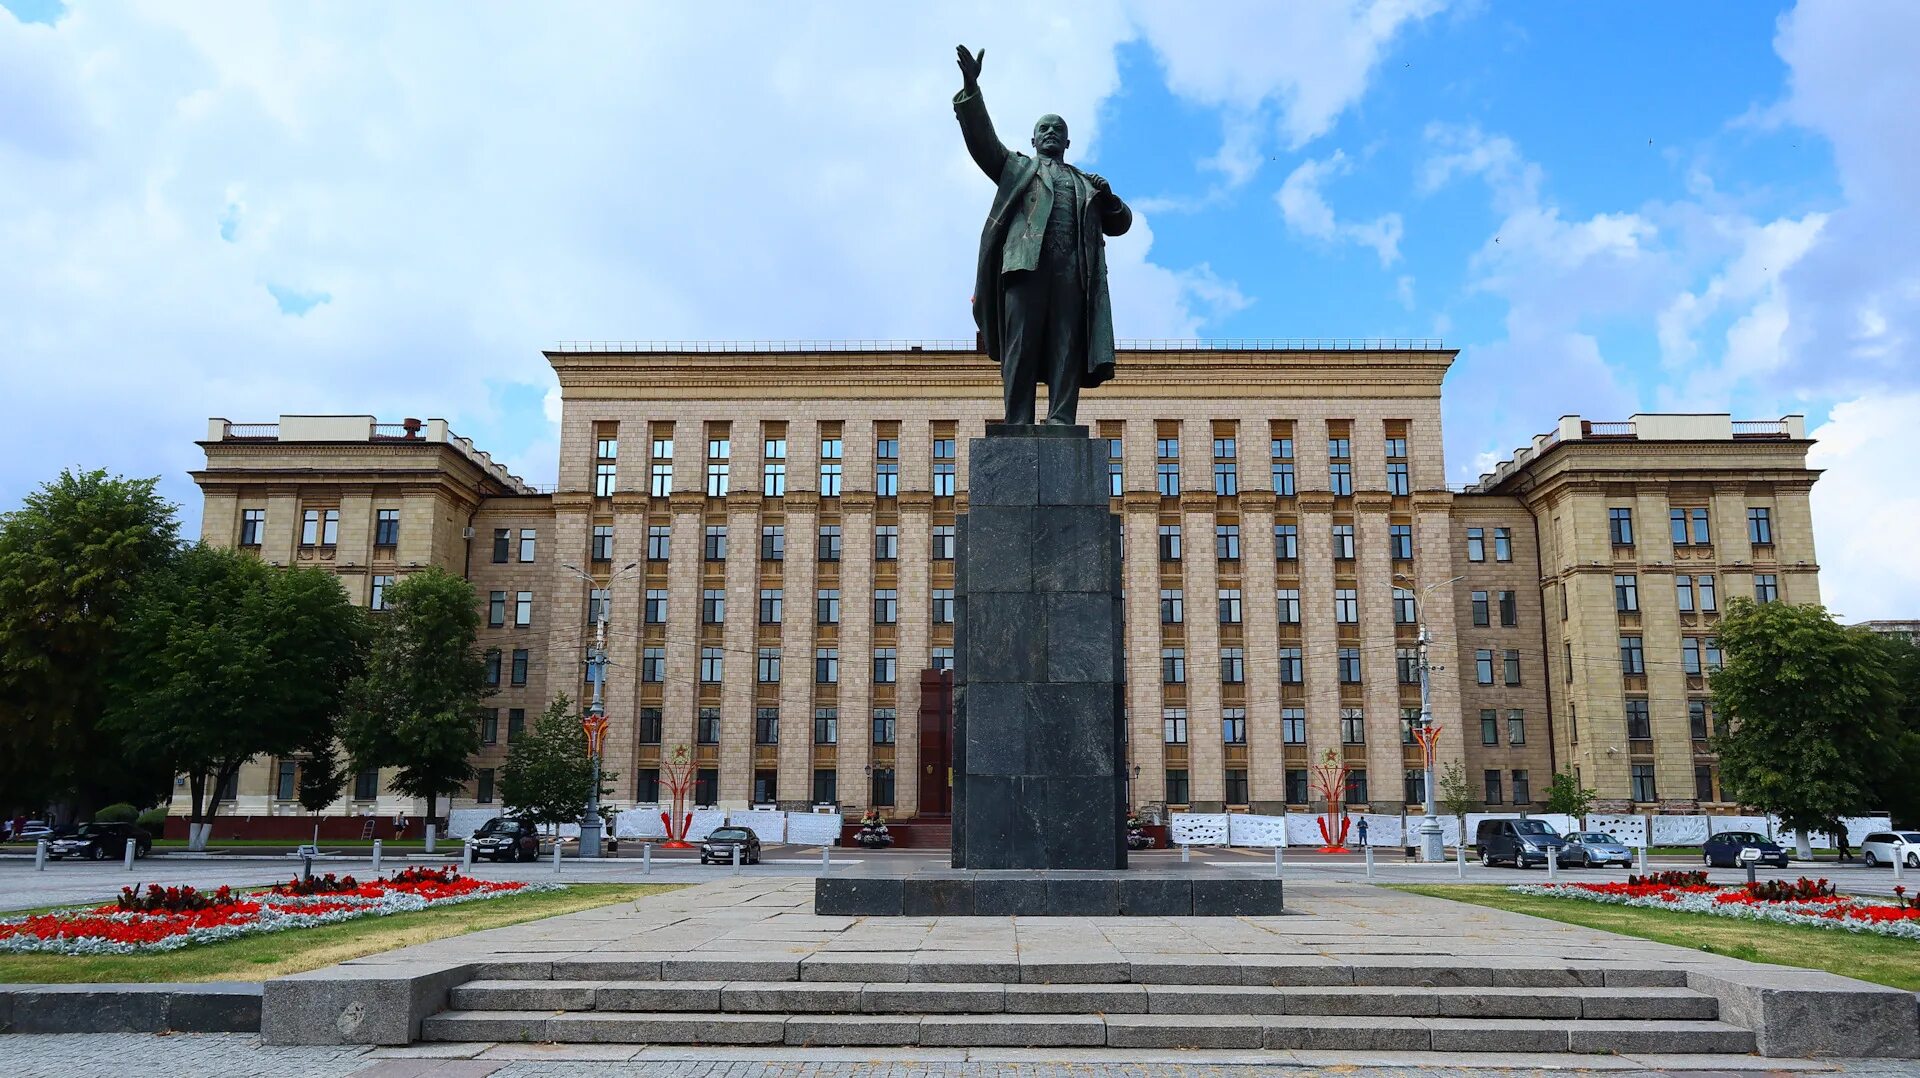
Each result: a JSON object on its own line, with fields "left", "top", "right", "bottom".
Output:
{"left": 1170, "top": 813, "right": 1230, "bottom": 846}
{"left": 785, "top": 811, "right": 843, "bottom": 846}
{"left": 1843, "top": 816, "right": 1893, "bottom": 846}
{"left": 445, "top": 808, "right": 494, "bottom": 840}
{"left": 1354, "top": 814, "right": 1403, "bottom": 846}
{"left": 1585, "top": 815, "right": 1648, "bottom": 848}
{"left": 684, "top": 809, "right": 727, "bottom": 842}
{"left": 1651, "top": 815, "right": 1708, "bottom": 846}
{"left": 1227, "top": 813, "right": 1289, "bottom": 847}
{"left": 1712, "top": 815, "right": 1773, "bottom": 838}
{"left": 1285, "top": 813, "right": 1326, "bottom": 846}
{"left": 614, "top": 806, "right": 666, "bottom": 839}
{"left": 729, "top": 809, "right": 787, "bottom": 843}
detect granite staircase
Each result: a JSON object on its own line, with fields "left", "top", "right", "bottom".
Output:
{"left": 421, "top": 956, "right": 1760, "bottom": 1055}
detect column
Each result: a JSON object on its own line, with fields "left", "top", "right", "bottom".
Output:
{"left": 662, "top": 492, "right": 705, "bottom": 752}
{"left": 895, "top": 490, "right": 933, "bottom": 817}
{"left": 837, "top": 491, "right": 875, "bottom": 811}
{"left": 1122, "top": 493, "right": 1164, "bottom": 805}
{"left": 776, "top": 492, "right": 819, "bottom": 805}
{"left": 1239, "top": 492, "right": 1283, "bottom": 806}
{"left": 1297, "top": 492, "right": 1340, "bottom": 756}
{"left": 1180, "top": 492, "right": 1223, "bottom": 806}
{"left": 718, "top": 492, "right": 760, "bottom": 804}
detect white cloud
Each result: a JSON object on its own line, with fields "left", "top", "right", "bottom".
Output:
{"left": 1275, "top": 150, "right": 1403, "bottom": 266}
{"left": 1808, "top": 394, "right": 1920, "bottom": 621}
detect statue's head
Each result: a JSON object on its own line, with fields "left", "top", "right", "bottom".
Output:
{"left": 1031, "top": 114, "right": 1069, "bottom": 159}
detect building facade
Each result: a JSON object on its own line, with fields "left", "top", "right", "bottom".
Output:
{"left": 185, "top": 344, "right": 1818, "bottom": 823}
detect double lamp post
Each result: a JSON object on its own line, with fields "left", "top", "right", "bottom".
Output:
{"left": 560, "top": 560, "right": 640, "bottom": 858}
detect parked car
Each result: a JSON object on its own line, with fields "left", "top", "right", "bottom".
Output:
{"left": 1476, "top": 818, "right": 1567, "bottom": 868}
{"left": 467, "top": 817, "right": 541, "bottom": 863}
{"left": 4, "top": 819, "right": 53, "bottom": 843}
{"left": 1702, "top": 830, "right": 1789, "bottom": 868}
{"left": 46, "top": 822, "right": 151, "bottom": 860}
{"left": 1859, "top": 832, "right": 1920, "bottom": 869}
{"left": 1560, "top": 831, "right": 1634, "bottom": 868}
{"left": 700, "top": 826, "right": 761, "bottom": 865}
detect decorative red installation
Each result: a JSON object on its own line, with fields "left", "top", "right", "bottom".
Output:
{"left": 659, "top": 744, "right": 697, "bottom": 849}
{"left": 1310, "top": 749, "right": 1353, "bottom": 852}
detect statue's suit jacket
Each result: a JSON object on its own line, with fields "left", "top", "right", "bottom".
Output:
{"left": 955, "top": 87, "right": 1132, "bottom": 389}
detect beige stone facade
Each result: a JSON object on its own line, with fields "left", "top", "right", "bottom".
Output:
{"left": 187, "top": 349, "right": 1819, "bottom": 822}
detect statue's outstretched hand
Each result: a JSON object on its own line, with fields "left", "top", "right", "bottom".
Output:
{"left": 956, "top": 45, "right": 984, "bottom": 92}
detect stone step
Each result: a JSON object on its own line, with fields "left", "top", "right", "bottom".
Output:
{"left": 449, "top": 979, "right": 1719, "bottom": 1021}
{"left": 420, "top": 1009, "right": 1757, "bottom": 1053}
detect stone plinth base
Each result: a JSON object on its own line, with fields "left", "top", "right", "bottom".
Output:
{"left": 815, "top": 870, "right": 1283, "bottom": 917}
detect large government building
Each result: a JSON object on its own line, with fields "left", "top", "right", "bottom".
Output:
{"left": 186, "top": 341, "right": 1819, "bottom": 823}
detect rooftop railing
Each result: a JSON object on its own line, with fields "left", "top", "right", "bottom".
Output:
{"left": 549, "top": 337, "right": 1446, "bottom": 353}
{"left": 1732, "top": 419, "right": 1790, "bottom": 438}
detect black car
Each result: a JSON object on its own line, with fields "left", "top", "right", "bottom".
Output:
{"left": 1475, "top": 818, "right": 1568, "bottom": 868}
{"left": 467, "top": 817, "right": 541, "bottom": 862}
{"left": 1703, "top": 830, "right": 1788, "bottom": 868}
{"left": 46, "top": 822, "right": 151, "bottom": 860}
{"left": 700, "top": 826, "right": 761, "bottom": 865}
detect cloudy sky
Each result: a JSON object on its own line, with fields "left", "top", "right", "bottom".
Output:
{"left": 2, "top": 1, "right": 1915, "bottom": 620}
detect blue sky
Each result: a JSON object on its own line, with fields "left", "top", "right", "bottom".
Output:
{"left": 1, "top": 2, "right": 1914, "bottom": 617}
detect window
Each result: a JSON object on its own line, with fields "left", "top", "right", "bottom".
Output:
{"left": 1217, "top": 588, "right": 1241, "bottom": 625}
{"left": 1332, "top": 524, "right": 1355, "bottom": 560}
{"left": 1698, "top": 574, "right": 1717, "bottom": 611}
{"left": 1274, "top": 523, "right": 1298, "bottom": 560}
{"left": 757, "top": 647, "right": 782, "bottom": 683}
{"left": 480, "top": 709, "right": 499, "bottom": 746}
{"left": 870, "top": 766, "right": 896, "bottom": 806}
{"left": 813, "top": 708, "right": 838, "bottom": 744}
{"left": 1386, "top": 461, "right": 1409, "bottom": 496}
{"left": 1676, "top": 575, "right": 1696, "bottom": 612}
{"left": 1107, "top": 438, "right": 1124, "bottom": 496}
{"left": 1337, "top": 648, "right": 1362, "bottom": 684}
{"left": 1213, "top": 459, "right": 1238, "bottom": 496}
{"left": 932, "top": 525, "right": 955, "bottom": 560}
{"left": 1608, "top": 506, "right": 1634, "bottom": 546}
{"left": 763, "top": 437, "right": 787, "bottom": 496}
{"left": 1755, "top": 574, "right": 1779, "bottom": 603}
{"left": 931, "top": 589, "right": 955, "bottom": 624}
{"left": 1397, "top": 647, "right": 1420, "bottom": 685}
{"left": 814, "top": 648, "right": 839, "bottom": 683}
{"left": 1281, "top": 708, "right": 1306, "bottom": 744}
{"left": 1480, "top": 709, "right": 1499, "bottom": 744}
{"left": 1224, "top": 768, "right": 1249, "bottom": 804}
{"left": 1346, "top": 769, "right": 1369, "bottom": 804}
{"left": 354, "top": 768, "right": 380, "bottom": 801}
{"left": 275, "top": 759, "right": 298, "bottom": 801}
{"left": 1503, "top": 649, "right": 1521, "bottom": 686}
{"left": 818, "top": 525, "right": 841, "bottom": 561}
{"left": 639, "top": 708, "right": 662, "bottom": 744}
{"left": 515, "top": 528, "right": 535, "bottom": 563}
{"left": 704, "top": 525, "right": 727, "bottom": 561}
{"left": 697, "top": 706, "right": 721, "bottom": 743}
{"left": 583, "top": 586, "right": 609, "bottom": 625}
{"left": 1285, "top": 768, "right": 1308, "bottom": 804}
{"left": 647, "top": 525, "right": 672, "bottom": 561}
{"left": 645, "top": 589, "right": 669, "bottom": 624}
{"left": 1160, "top": 648, "right": 1186, "bottom": 684}
{"left": 1474, "top": 646, "right": 1494, "bottom": 685}
{"left": 875, "top": 440, "right": 899, "bottom": 496}
{"left": 1162, "top": 708, "right": 1187, "bottom": 744}
{"left": 874, "top": 525, "right": 899, "bottom": 561}
{"left": 510, "top": 648, "right": 528, "bottom": 687}
{"left": 1334, "top": 588, "right": 1358, "bottom": 623}
{"left": 1630, "top": 764, "right": 1657, "bottom": 803}
{"left": 594, "top": 437, "right": 620, "bottom": 496}
{"left": 816, "top": 590, "right": 840, "bottom": 625}
{"left": 1278, "top": 647, "right": 1303, "bottom": 684}
{"left": 1613, "top": 573, "right": 1639, "bottom": 612}
{"left": 1671, "top": 506, "right": 1711, "bottom": 546}
{"left": 702, "top": 588, "right": 726, "bottom": 624}
{"left": 514, "top": 591, "right": 532, "bottom": 627}
{"left": 1484, "top": 769, "right": 1503, "bottom": 805}
{"left": 1689, "top": 699, "right": 1711, "bottom": 741}
{"left": 370, "top": 575, "right": 394, "bottom": 611}
{"left": 371, "top": 508, "right": 400, "bottom": 548}
{"left": 1385, "top": 436, "right": 1407, "bottom": 458}
{"left": 1165, "top": 769, "right": 1190, "bottom": 805}
{"left": 1465, "top": 527, "right": 1485, "bottom": 562}
{"left": 650, "top": 462, "right": 674, "bottom": 497}
{"left": 873, "top": 648, "right": 897, "bottom": 684}
{"left": 700, "top": 647, "right": 724, "bottom": 683}
{"left": 755, "top": 708, "right": 779, "bottom": 745}
{"left": 1215, "top": 524, "right": 1240, "bottom": 560}
{"left": 239, "top": 508, "right": 265, "bottom": 546}
{"left": 695, "top": 768, "right": 719, "bottom": 806}
{"left": 1619, "top": 635, "right": 1645, "bottom": 675}
{"left": 1683, "top": 637, "right": 1704, "bottom": 676}
{"left": 1392, "top": 587, "right": 1416, "bottom": 624}
{"left": 1276, "top": 589, "right": 1301, "bottom": 625}
{"left": 1156, "top": 462, "right": 1180, "bottom": 496}
{"left": 1471, "top": 591, "right": 1489, "bottom": 627}
{"left": 591, "top": 524, "right": 614, "bottom": 562}
{"left": 873, "top": 589, "right": 898, "bottom": 624}
{"left": 1498, "top": 590, "right": 1517, "bottom": 627}
{"left": 1747, "top": 506, "right": 1773, "bottom": 545}
{"left": 642, "top": 648, "right": 665, "bottom": 683}
{"left": 507, "top": 708, "right": 525, "bottom": 742}
{"left": 636, "top": 769, "right": 661, "bottom": 802}
{"left": 1704, "top": 636, "right": 1722, "bottom": 671}
{"left": 1625, "top": 698, "right": 1652, "bottom": 739}
{"left": 931, "top": 438, "right": 956, "bottom": 496}
{"left": 1695, "top": 764, "right": 1715, "bottom": 803}
{"left": 1329, "top": 462, "right": 1352, "bottom": 496}
{"left": 760, "top": 524, "right": 785, "bottom": 561}
{"left": 1388, "top": 524, "right": 1412, "bottom": 560}
{"left": 1159, "top": 588, "right": 1184, "bottom": 624}
{"left": 758, "top": 588, "right": 782, "bottom": 624}
{"left": 931, "top": 647, "right": 954, "bottom": 671}
{"left": 1404, "top": 769, "right": 1426, "bottom": 805}
{"left": 488, "top": 591, "right": 506, "bottom": 628}
{"left": 820, "top": 437, "right": 844, "bottom": 496}
{"left": 813, "top": 769, "right": 838, "bottom": 805}
{"left": 1220, "top": 648, "right": 1245, "bottom": 684}
{"left": 1158, "top": 524, "right": 1182, "bottom": 561}
{"left": 1271, "top": 437, "right": 1296, "bottom": 495}
{"left": 1508, "top": 710, "right": 1526, "bottom": 745}
{"left": 1494, "top": 528, "right": 1512, "bottom": 562}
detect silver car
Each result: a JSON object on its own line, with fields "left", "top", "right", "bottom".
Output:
{"left": 1860, "top": 831, "right": 1920, "bottom": 869}
{"left": 1560, "top": 831, "right": 1633, "bottom": 868}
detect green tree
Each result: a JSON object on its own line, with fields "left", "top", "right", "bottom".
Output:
{"left": 1863, "top": 631, "right": 1920, "bottom": 827}
{"left": 501, "top": 695, "right": 598, "bottom": 829}
{"left": 105, "top": 545, "right": 366, "bottom": 848}
{"left": 1437, "top": 760, "right": 1476, "bottom": 851}
{"left": 339, "top": 568, "right": 489, "bottom": 824}
{"left": 1543, "top": 768, "right": 1597, "bottom": 819}
{"left": 1712, "top": 598, "right": 1899, "bottom": 856}
{"left": 297, "top": 738, "right": 349, "bottom": 847}
{"left": 0, "top": 469, "right": 179, "bottom": 817}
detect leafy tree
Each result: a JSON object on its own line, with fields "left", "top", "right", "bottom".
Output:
{"left": 0, "top": 469, "right": 179, "bottom": 817}
{"left": 1437, "top": 760, "right": 1476, "bottom": 822}
{"left": 105, "top": 545, "right": 366, "bottom": 848}
{"left": 501, "top": 695, "right": 602, "bottom": 829}
{"left": 1712, "top": 598, "right": 1899, "bottom": 856}
{"left": 340, "top": 568, "right": 489, "bottom": 824}
{"left": 297, "top": 738, "right": 348, "bottom": 848}
{"left": 1543, "top": 769, "right": 1597, "bottom": 819}
{"left": 1864, "top": 631, "right": 1920, "bottom": 827}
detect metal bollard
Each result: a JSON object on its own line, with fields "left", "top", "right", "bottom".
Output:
{"left": 371, "top": 839, "right": 383, "bottom": 873}
{"left": 1364, "top": 844, "right": 1375, "bottom": 879}
{"left": 1273, "top": 846, "right": 1283, "bottom": 878}
{"left": 1547, "top": 847, "right": 1558, "bottom": 881}
{"left": 821, "top": 845, "right": 831, "bottom": 871}
{"left": 642, "top": 842, "right": 652, "bottom": 875}
{"left": 461, "top": 841, "right": 474, "bottom": 873}
{"left": 731, "top": 844, "right": 741, "bottom": 875}
{"left": 1894, "top": 854, "right": 1905, "bottom": 882}
{"left": 125, "top": 838, "right": 136, "bottom": 871}
{"left": 553, "top": 843, "right": 563, "bottom": 873}
{"left": 1637, "top": 845, "right": 1649, "bottom": 874}
{"left": 1456, "top": 844, "right": 1466, "bottom": 878}
{"left": 425, "top": 823, "right": 437, "bottom": 854}
{"left": 1181, "top": 844, "right": 1191, "bottom": 864}
{"left": 36, "top": 839, "right": 47, "bottom": 871}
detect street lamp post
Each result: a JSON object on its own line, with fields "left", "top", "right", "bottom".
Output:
{"left": 563, "top": 560, "right": 639, "bottom": 858}
{"left": 1397, "top": 572, "right": 1463, "bottom": 863}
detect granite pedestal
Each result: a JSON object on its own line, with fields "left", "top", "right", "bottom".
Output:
{"left": 950, "top": 424, "right": 1126, "bottom": 871}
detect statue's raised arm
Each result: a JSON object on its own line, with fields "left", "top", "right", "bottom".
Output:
{"left": 953, "top": 45, "right": 1010, "bottom": 181}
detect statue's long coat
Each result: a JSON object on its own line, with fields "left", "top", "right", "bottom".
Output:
{"left": 954, "top": 87, "right": 1132, "bottom": 390}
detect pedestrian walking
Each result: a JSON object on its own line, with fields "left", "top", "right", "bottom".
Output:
{"left": 1357, "top": 817, "right": 1370, "bottom": 847}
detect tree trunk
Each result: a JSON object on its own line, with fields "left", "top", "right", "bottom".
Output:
{"left": 1795, "top": 831, "right": 1813, "bottom": 859}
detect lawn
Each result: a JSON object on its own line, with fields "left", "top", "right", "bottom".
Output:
{"left": 1391, "top": 884, "right": 1920, "bottom": 991}
{"left": 0, "top": 882, "right": 678, "bottom": 984}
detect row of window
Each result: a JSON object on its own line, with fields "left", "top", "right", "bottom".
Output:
{"left": 636, "top": 646, "right": 958, "bottom": 686}
{"left": 269, "top": 760, "right": 385, "bottom": 803}
{"left": 1619, "top": 697, "right": 1720, "bottom": 741}
{"left": 1616, "top": 635, "right": 1723, "bottom": 676}
{"left": 1161, "top": 765, "right": 1522, "bottom": 808}
{"left": 240, "top": 507, "right": 404, "bottom": 549}
{"left": 1606, "top": 505, "right": 1776, "bottom": 548}
{"left": 1161, "top": 705, "right": 1499, "bottom": 748}
{"left": 596, "top": 436, "right": 958, "bottom": 498}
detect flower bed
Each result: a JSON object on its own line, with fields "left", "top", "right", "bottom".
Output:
{"left": 1510, "top": 876, "right": 1920, "bottom": 941}
{"left": 0, "top": 869, "right": 558, "bottom": 955}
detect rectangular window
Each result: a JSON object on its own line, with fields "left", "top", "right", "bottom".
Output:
{"left": 1698, "top": 574, "right": 1717, "bottom": 611}
{"left": 1471, "top": 591, "right": 1489, "bottom": 627}
{"left": 370, "top": 575, "right": 394, "bottom": 611}
{"left": 1276, "top": 588, "right": 1301, "bottom": 625}
{"left": 814, "top": 648, "right": 839, "bottom": 684}
{"left": 875, "top": 463, "right": 898, "bottom": 497}
{"left": 763, "top": 461, "right": 787, "bottom": 496}
{"left": 1384, "top": 436, "right": 1407, "bottom": 459}
{"left": 699, "top": 646, "right": 724, "bottom": 683}
{"left": 1224, "top": 768, "right": 1249, "bottom": 804}
{"left": 1213, "top": 461, "right": 1238, "bottom": 496}
{"left": 1160, "top": 648, "right": 1186, "bottom": 684}
{"left": 1683, "top": 637, "right": 1703, "bottom": 676}
{"left": 1511, "top": 769, "right": 1531, "bottom": 805}
{"left": 1625, "top": 698, "right": 1652, "bottom": 739}
{"left": 755, "top": 707, "right": 779, "bottom": 745}
{"left": 479, "top": 709, "right": 499, "bottom": 746}
{"left": 647, "top": 525, "right": 672, "bottom": 561}
{"left": 1466, "top": 527, "right": 1485, "bottom": 562}
{"left": 697, "top": 706, "right": 721, "bottom": 743}
{"left": 813, "top": 768, "right": 838, "bottom": 805}
{"left": 517, "top": 528, "right": 535, "bottom": 563}
{"left": 1498, "top": 589, "right": 1517, "bottom": 627}
{"left": 1329, "top": 462, "right": 1352, "bottom": 496}
{"left": 1481, "top": 709, "right": 1498, "bottom": 745}
{"left": 1271, "top": 436, "right": 1296, "bottom": 495}
{"left": 758, "top": 588, "right": 782, "bottom": 624}
{"left": 507, "top": 708, "right": 525, "bottom": 742}
{"left": 595, "top": 461, "right": 618, "bottom": 497}
{"left": 757, "top": 647, "right": 782, "bottom": 683}
{"left": 1281, "top": 708, "right": 1306, "bottom": 745}
{"left": 1278, "top": 647, "right": 1303, "bottom": 684}
{"left": 1475, "top": 648, "right": 1495, "bottom": 685}
{"left": 1619, "top": 635, "right": 1645, "bottom": 675}
{"left": 1508, "top": 710, "right": 1526, "bottom": 745}
{"left": 373, "top": 508, "right": 400, "bottom": 547}
{"left": 636, "top": 769, "right": 661, "bottom": 802}
{"left": 871, "top": 707, "right": 897, "bottom": 745}
{"left": 488, "top": 591, "right": 506, "bottom": 628}
{"left": 1385, "top": 461, "right": 1409, "bottom": 496}
{"left": 1158, "top": 524, "right": 1182, "bottom": 561}
{"left": 1285, "top": 768, "right": 1309, "bottom": 805}
{"left": 874, "top": 525, "right": 899, "bottom": 561}
{"left": 931, "top": 438, "right": 956, "bottom": 497}
{"left": 1388, "top": 523, "right": 1413, "bottom": 560}
{"left": 513, "top": 589, "right": 535, "bottom": 625}
{"left": 1107, "top": 438, "right": 1124, "bottom": 496}
{"left": 1503, "top": 649, "right": 1521, "bottom": 686}
{"left": 1695, "top": 763, "right": 1715, "bottom": 803}
{"left": 1165, "top": 769, "right": 1190, "bottom": 805}
{"left": 1631, "top": 763, "right": 1657, "bottom": 803}
{"left": 760, "top": 524, "right": 785, "bottom": 561}
{"left": 1332, "top": 524, "right": 1355, "bottom": 560}
{"left": 591, "top": 524, "right": 614, "bottom": 562}
{"left": 931, "top": 589, "right": 955, "bottom": 624}
{"left": 704, "top": 525, "right": 727, "bottom": 561}
{"left": 694, "top": 769, "right": 719, "bottom": 806}
{"left": 650, "top": 462, "right": 673, "bottom": 497}
{"left": 813, "top": 708, "right": 838, "bottom": 745}
{"left": 1689, "top": 699, "right": 1711, "bottom": 741}
{"left": 1676, "top": 574, "right": 1695, "bottom": 612}
{"left": 587, "top": 587, "right": 610, "bottom": 625}
{"left": 1162, "top": 708, "right": 1187, "bottom": 745}
{"left": 1156, "top": 462, "right": 1180, "bottom": 496}
{"left": 818, "top": 526, "right": 841, "bottom": 562}
{"left": 1397, "top": 647, "right": 1420, "bottom": 685}
{"left": 1747, "top": 506, "right": 1773, "bottom": 545}
{"left": 872, "top": 589, "right": 898, "bottom": 624}
{"left": 1704, "top": 635, "right": 1722, "bottom": 671}
{"left": 239, "top": 508, "right": 266, "bottom": 546}
{"left": 1346, "top": 769, "right": 1369, "bottom": 804}
{"left": 1754, "top": 574, "right": 1779, "bottom": 603}
{"left": 1609, "top": 507, "right": 1634, "bottom": 546}
{"left": 820, "top": 461, "right": 843, "bottom": 496}
{"left": 1493, "top": 527, "right": 1512, "bottom": 562}
{"left": 1159, "top": 588, "right": 1184, "bottom": 625}
{"left": 1392, "top": 587, "right": 1416, "bottom": 624}
{"left": 642, "top": 648, "right": 665, "bottom": 683}
{"left": 354, "top": 768, "right": 380, "bottom": 801}
{"left": 510, "top": 648, "right": 528, "bottom": 686}
{"left": 639, "top": 708, "right": 662, "bottom": 744}
{"left": 932, "top": 525, "right": 955, "bottom": 560}
{"left": 1334, "top": 588, "right": 1358, "bottom": 623}
{"left": 1338, "top": 648, "right": 1362, "bottom": 684}
{"left": 1220, "top": 648, "right": 1245, "bottom": 684}
{"left": 276, "top": 759, "right": 297, "bottom": 801}
{"left": 1484, "top": 769, "right": 1503, "bottom": 805}
{"left": 873, "top": 648, "right": 897, "bottom": 684}
{"left": 1671, "top": 506, "right": 1712, "bottom": 546}
{"left": 1215, "top": 524, "right": 1240, "bottom": 560}
{"left": 1404, "top": 768, "right": 1426, "bottom": 805}
{"left": 1274, "top": 523, "right": 1298, "bottom": 560}
{"left": 644, "top": 589, "right": 668, "bottom": 624}
{"left": 816, "top": 590, "right": 840, "bottom": 625}
{"left": 931, "top": 647, "right": 954, "bottom": 671}
{"left": 1217, "top": 588, "right": 1242, "bottom": 625}
{"left": 870, "top": 767, "right": 896, "bottom": 806}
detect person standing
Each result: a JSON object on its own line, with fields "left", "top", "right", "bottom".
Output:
{"left": 1357, "top": 817, "right": 1371, "bottom": 847}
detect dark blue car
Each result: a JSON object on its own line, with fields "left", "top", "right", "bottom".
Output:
{"left": 1702, "top": 830, "right": 1788, "bottom": 868}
